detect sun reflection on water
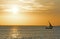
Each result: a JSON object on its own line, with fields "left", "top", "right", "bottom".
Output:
{"left": 9, "top": 27, "right": 21, "bottom": 39}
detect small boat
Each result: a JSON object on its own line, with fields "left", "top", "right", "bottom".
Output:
{"left": 46, "top": 21, "right": 53, "bottom": 29}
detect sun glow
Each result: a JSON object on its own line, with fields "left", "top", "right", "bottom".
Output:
{"left": 3, "top": 4, "right": 19, "bottom": 15}
{"left": 10, "top": 5, "right": 19, "bottom": 14}
{"left": 0, "top": 0, "right": 47, "bottom": 25}
{"left": 1, "top": 0, "right": 44, "bottom": 15}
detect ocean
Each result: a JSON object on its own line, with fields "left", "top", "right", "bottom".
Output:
{"left": 0, "top": 26, "right": 60, "bottom": 39}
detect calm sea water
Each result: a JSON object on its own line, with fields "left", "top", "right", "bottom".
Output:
{"left": 0, "top": 26, "right": 60, "bottom": 39}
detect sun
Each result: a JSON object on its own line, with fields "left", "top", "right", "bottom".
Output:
{"left": 3, "top": 4, "right": 19, "bottom": 15}
{"left": 10, "top": 5, "right": 19, "bottom": 14}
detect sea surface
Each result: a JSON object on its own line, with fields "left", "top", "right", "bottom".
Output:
{"left": 0, "top": 26, "right": 60, "bottom": 39}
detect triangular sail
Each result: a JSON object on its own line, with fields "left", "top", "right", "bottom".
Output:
{"left": 48, "top": 21, "right": 52, "bottom": 27}
{"left": 46, "top": 21, "right": 53, "bottom": 29}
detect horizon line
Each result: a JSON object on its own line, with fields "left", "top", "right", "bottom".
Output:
{"left": 0, "top": 25, "right": 60, "bottom": 26}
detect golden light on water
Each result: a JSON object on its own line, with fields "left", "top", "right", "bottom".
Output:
{"left": 9, "top": 27, "right": 20, "bottom": 38}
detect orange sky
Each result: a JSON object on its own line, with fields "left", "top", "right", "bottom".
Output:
{"left": 0, "top": 0, "right": 60, "bottom": 26}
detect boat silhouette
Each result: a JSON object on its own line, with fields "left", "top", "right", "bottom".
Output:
{"left": 46, "top": 21, "right": 53, "bottom": 29}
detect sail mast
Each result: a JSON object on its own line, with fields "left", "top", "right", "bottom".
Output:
{"left": 48, "top": 21, "right": 52, "bottom": 26}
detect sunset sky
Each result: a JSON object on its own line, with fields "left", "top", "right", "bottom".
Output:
{"left": 0, "top": 0, "right": 60, "bottom": 26}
